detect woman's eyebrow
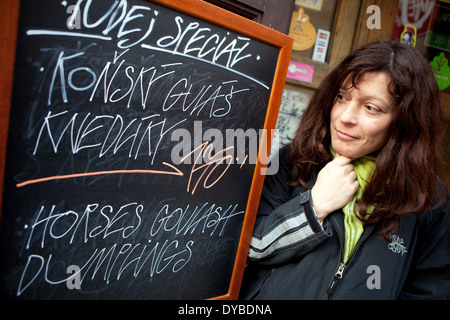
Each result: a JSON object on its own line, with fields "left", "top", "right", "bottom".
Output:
{"left": 340, "top": 86, "right": 393, "bottom": 110}
{"left": 360, "top": 93, "right": 392, "bottom": 108}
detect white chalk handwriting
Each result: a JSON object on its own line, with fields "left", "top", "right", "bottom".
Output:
{"left": 27, "top": 0, "right": 264, "bottom": 86}
{"left": 17, "top": 200, "right": 244, "bottom": 296}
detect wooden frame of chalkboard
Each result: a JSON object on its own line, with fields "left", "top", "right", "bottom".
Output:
{"left": 0, "top": 0, "right": 292, "bottom": 300}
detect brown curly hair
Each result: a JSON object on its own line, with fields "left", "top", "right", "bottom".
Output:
{"left": 287, "top": 41, "right": 447, "bottom": 239}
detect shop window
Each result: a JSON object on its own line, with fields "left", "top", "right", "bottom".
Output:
{"left": 275, "top": 0, "right": 362, "bottom": 147}
{"left": 391, "top": 0, "right": 450, "bottom": 117}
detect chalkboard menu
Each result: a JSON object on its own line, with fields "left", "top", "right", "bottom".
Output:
{"left": 0, "top": 0, "right": 292, "bottom": 299}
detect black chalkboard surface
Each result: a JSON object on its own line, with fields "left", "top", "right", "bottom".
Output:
{"left": 0, "top": 0, "right": 292, "bottom": 299}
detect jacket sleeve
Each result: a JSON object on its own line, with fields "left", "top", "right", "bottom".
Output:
{"left": 247, "top": 148, "right": 332, "bottom": 265}
{"left": 399, "top": 191, "right": 450, "bottom": 300}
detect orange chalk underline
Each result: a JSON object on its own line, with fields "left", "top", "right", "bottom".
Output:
{"left": 16, "top": 162, "right": 183, "bottom": 188}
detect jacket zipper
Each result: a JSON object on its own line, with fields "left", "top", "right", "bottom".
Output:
{"left": 325, "top": 262, "right": 346, "bottom": 298}
{"left": 325, "top": 215, "right": 375, "bottom": 299}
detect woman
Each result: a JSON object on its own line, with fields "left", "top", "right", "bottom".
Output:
{"left": 240, "top": 41, "right": 450, "bottom": 299}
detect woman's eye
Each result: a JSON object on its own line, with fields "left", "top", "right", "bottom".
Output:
{"left": 337, "top": 93, "right": 346, "bottom": 101}
{"left": 365, "top": 105, "right": 381, "bottom": 113}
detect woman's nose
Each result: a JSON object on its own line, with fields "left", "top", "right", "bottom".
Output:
{"left": 339, "top": 102, "right": 358, "bottom": 125}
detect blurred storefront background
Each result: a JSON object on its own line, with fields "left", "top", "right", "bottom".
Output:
{"left": 206, "top": 0, "right": 450, "bottom": 185}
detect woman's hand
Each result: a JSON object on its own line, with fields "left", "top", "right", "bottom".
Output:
{"left": 311, "top": 153, "right": 359, "bottom": 221}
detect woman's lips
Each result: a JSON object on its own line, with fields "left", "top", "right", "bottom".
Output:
{"left": 336, "top": 129, "right": 358, "bottom": 140}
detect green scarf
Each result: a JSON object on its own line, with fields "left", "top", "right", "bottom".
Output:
{"left": 330, "top": 147, "right": 375, "bottom": 263}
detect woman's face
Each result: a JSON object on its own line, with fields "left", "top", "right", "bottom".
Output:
{"left": 330, "top": 72, "right": 397, "bottom": 159}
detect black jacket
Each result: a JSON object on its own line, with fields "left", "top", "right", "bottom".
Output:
{"left": 240, "top": 148, "right": 450, "bottom": 300}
